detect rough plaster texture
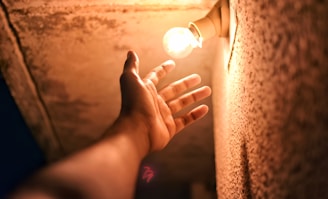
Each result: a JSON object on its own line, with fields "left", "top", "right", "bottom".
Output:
{"left": 213, "top": 0, "right": 328, "bottom": 198}
{"left": 0, "top": 0, "right": 218, "bottom": 193}
{"left": 0, "top": 1, "right": 63, "bottom": 160}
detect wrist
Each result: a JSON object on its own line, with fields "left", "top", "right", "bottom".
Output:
{"left": 104, "top": 114, "right": 151, "bottom": 159}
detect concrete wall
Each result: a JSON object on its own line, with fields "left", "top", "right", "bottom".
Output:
{"left": 2, "top": 0, "right": 327, "bottom": 197}
{"left": 213, "top": 0, "right": 328, "bottom": 198}
{"left": 0, "top": 0, "right": 218, "bottom": 196}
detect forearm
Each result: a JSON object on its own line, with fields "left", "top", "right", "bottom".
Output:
{"left": 9, "top": 50, "right": 210, "bottom": 199}
{"left": 10, "top": 116, "right": 149, "bottom": 199}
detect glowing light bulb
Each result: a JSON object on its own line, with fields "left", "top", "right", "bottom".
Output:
{"left": 162, "top": 0, "right": 230, "bottom": 59}
{"left": 163, "top": 27, "right": 202, "bottom": 59}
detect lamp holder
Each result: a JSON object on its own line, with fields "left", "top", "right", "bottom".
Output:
{"left": 189, "top": 0, "right": 230, "bottom": 41}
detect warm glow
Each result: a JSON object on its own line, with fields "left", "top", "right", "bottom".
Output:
{"left": 163, "top": 27, "right": 201, "bottom": 59}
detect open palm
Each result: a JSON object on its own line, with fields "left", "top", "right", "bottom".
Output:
{"left": 119, "top": 51, "right": 211, "bottom": 151}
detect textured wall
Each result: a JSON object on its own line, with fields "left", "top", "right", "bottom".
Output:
{"left": 0, "top": 0, "right": 218, "bottom": 194}
{"left": 213, "top": 0, "right": 328, "bottom": 198}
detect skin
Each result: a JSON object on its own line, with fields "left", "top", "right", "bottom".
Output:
{"left": 9, "top": 51, "right": 212, "bottom": 199}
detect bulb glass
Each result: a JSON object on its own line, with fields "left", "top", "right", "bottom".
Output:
{"left": 163, "top": 27, "right": 201, "bottom": 59}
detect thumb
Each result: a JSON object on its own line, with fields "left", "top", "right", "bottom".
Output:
{"left": 124, "top": 51, "right": 139, "bottom": 74}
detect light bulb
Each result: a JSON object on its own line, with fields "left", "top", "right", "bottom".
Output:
{"left": 162, "top": 0, "right": 230, "bottom": 59}
{"left": 163, "top": 27, "right": 202, "bottom": 59}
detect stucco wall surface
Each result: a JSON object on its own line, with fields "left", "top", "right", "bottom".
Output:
{"left": 0, "top": 0, "right": 218, "bottom": 191}
{"left": 213, "top": 0, "right": 328, "bottom": 198}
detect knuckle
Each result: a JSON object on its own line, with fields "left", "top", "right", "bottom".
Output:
{"left": 169, "top": 102, "right": 177, "bottom": 113}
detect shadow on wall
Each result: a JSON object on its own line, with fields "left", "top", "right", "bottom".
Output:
{"left": 0, "top": 0, "right": 218, "bottom": 199}
{"left": 0, "top": 74, "right": 45, "bottom": 198}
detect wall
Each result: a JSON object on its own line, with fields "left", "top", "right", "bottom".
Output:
{"left": 0, "top": 0, "right": 218, "bottom": 197}
{"left": 213, "top": 0, "right": 328, "bottom": 198}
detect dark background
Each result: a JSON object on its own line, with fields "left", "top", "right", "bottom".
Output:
{"left": 0, "top": 73, "right": 45, "bottom": 198}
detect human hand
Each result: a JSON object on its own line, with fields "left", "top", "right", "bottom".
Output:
{"left": 117, "top": 51, "right": 211, "bottom": 152}
{"left": 8, "top": 51, "right": 211, "bottom": 199}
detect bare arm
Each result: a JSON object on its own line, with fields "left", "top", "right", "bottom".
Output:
{"left": 9, "top": 51, "right": 211, "bottom": 199}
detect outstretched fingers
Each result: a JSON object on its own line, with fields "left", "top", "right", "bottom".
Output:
{"left": 174, "top": 105, "right": 209, "bottom": 133}
{"left": 144, "top": 60, "right": 175, "bottom": 85}
{"left": 168, "top": 86, "right": 211, "bottom": 114}
{"left": 159, "top": 74, "right": 201, "bottom": 102}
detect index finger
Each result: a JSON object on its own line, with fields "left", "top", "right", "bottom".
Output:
{"left": 144, "top": 60, "right": 175, "bottom": 86}
{"left": 159, "top": 74, "right": 201, "bottom": 102}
